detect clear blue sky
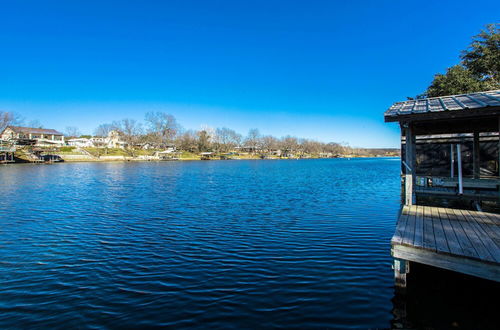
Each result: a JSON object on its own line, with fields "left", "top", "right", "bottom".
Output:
{"left": 1, "top": 0, "right": 499, "bottom": 147}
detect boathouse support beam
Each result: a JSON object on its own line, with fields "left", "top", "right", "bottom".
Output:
{"left": 450, "top": 144, "right": 455, "bottom": 178}
{"left": 404, "top": 123, "right": 416, "bottom": 205}
{"left": 457, "top": 144, "right": 463, "bottom": 195}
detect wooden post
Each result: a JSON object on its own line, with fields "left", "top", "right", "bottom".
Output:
{"left": 394, "top": 258, "right": 410, "bottom": 289}
{"left": 450, "top": 144, "right": 455, "bottom": 178}
{"left": 457, "top": 144, "right": 463, "bottom": 195}
{"left": 404, "top": 123, "right": 416, "bottom": 205}
{"left": 400, "top": 125, "right": 405, "bottom": 176}
{"left": 473, "top": 131, "right": 480, "bottom": 179}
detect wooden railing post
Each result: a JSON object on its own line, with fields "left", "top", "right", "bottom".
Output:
{"left": 404, "top": 123, "right": 416, "bottom": 205}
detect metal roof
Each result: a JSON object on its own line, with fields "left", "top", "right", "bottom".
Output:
{"left": 384, "top": 90, "right": 500, "bottom": 122}
{"left": 5, "top": 126, "right": 64, "bottom": 135}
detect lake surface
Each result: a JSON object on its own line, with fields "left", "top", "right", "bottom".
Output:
{"left": 1, "top": 158, "right": 496, "bottom": 328}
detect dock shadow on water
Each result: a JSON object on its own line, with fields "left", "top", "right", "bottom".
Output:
{"left": 392, "top": 262, "right": 500, "bottom": 329}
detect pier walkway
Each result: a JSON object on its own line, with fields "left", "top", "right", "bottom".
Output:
{"left": 392, "top": 205, "right": 500, "bottom": 284}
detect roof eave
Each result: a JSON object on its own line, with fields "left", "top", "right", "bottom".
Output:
{"left": 384, "top": 106, "right": 500, "bottom": 123}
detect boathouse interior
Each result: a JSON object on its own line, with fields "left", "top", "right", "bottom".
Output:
{"left": 385, "top": 90, "right": 500, "bottom": 288}
{"left": 385, "top": 91, "right": 500, "bottom": 208}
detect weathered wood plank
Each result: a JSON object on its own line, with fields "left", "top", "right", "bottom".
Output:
{"left": 392, "top": 244, "right": 500, "bottom": 282}
{"left": 392, "top": 206, "right": 409, "bottom": 245}
{"left": 445, "top": 208, "right": 479, "bottom": 259}
{"left": 478, "top": 211, "right": 500, "bottom": 226}
{"left": 473, "top": 211, "right": 500, "bottom": 235}
{"left": 422, "top": 206, "right": 436, "bottom": 251}
{"left": 461, "top": 210, "right": 500, "bottom": 263}
{"left": 437, "top": 207, "right": 463, "bottom": 255}
{"left": 392, "top": 205, "right": 500, "bottom": 283}
{"left": 402, "top": 205, "right": 416, "bottom": 245}
{"left": 457, "top": 210, "right": 495, "bottom": 262}
{"left": 470, "top": 211, "right": 500, "bottom": 246}
{"left": 413, "top": 205, "right": 424, "bottom": 247}
{"left": 472, "top": 211, "right": 496, "bottom": 225}
{"left": 431, "top": 206, "right": 449, "bottom": 253}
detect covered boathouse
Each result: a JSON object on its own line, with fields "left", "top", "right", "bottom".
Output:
{"left": 0, "top": 141, "right": 16, "bottom": 163}
{"left": 384, "top": 90, "right": 500, "bottom": 288}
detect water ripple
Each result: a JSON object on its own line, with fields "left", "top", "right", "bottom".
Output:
{"left": 0, "top": 158, "right": 400, "bottom": 328}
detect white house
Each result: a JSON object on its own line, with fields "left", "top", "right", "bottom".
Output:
{"left": 90, "top": 130, "right": 128, "bottom": 149}
{"left": 67, "top": 138, "right": 94, "bottom": 148}
{"left": 1, "top": 126, "right": 65, "bottom": 147}
{"left": 107, "top": 130, "right": 127, "bottom": 149}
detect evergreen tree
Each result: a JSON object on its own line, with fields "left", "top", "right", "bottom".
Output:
{"left": 425, "top": 24, "right": 499, "bottom": 97}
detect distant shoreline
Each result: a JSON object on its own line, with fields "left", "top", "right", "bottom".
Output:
{"left": 2, "top": 155, "right": 400, "bottom": 165}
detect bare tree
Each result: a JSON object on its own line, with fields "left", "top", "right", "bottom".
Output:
{"left": 65, "top": 126, "right": 81, "bottom": 138}
{"left": 244, "top": 128, "right": 261, "bottom": 153}
{"left": 261, "top": 135, "right": 279, "bottom": 153}
{"left": 28, "top": 120, "right": 43, "bottom": 128}
{"left": 228, "top": 130, "right": 242, "bottom": 150}
{"left": 176, "top": 130, "right": 198, "bottom": 152}
{"left": 280, "top": 136, "right": 298, "bottom": 157}
{"left": 145, "top": 112, "right": 179, "bottom": 147}
{"left": 324, "top": 142, "right": 346, "bottom": 155}
{"left": 94, "top": 123, "right": 115, "bottom": 137}
{"left": 299, "top": 139, "right": 322, "bottom": 156}
{"left": 113, "top": 119, "right": 143, "bottom": 148}
{"left": 0, "top": 111, "right": 23, "bottom": 132}
{"left": 214, "top": 127, "right": 241, "bottom": 153}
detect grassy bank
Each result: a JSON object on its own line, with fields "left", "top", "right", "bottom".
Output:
{"left": 11, "top": 146, "right": 399, "bottom": 163}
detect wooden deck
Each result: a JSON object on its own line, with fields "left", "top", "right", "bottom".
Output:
{"left": 392, "top": 205, "right": 500, "bottom": 282}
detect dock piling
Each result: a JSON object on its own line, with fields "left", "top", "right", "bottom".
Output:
{"left": 393, "top": 258, "right": 410, "bottom": 289}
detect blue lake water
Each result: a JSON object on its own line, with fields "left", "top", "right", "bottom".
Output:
{"left": 1, "top": 158, "right": 403, "bottom": 328}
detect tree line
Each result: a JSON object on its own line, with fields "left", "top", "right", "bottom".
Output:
{"left": 92, "top": 112, "right": 355, "bottom": 155}
{"left": 0, "top": 109, "right": 393, "bottom": 156}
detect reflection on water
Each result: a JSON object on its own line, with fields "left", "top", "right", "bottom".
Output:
{"left": 0, "top": 159, "right": 498, "bottom": 328}
{"left": 392, "top": 263, "right": 500, "bottom": 329}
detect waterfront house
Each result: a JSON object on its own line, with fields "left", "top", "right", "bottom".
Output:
{"left": 90, "top": 130, "right": 128, "bottom": 149}
{"left": 1, "top": 126, "right": 65, "bottom": 147}
{"left": 384, "top": 89, "right": 500, "bottom": 288}
{"left": 240, "top": 145, "right": 262, "bottom": 153}
{"left": 268, "top": 148, "right": 282, "bottom": 157}
{"left": 166, "top": 143, "right": 176, "bottom": 151}
{"left": 200, "top": 152, "right": 215, "bottom": 160}
{"left": 155, "top": 149, "right": 181, "bottom": 160}
{"left": 89, "top": 136, "right": 107, "bottom": 148}
{"left": 67, "top": 138, "right": 94, "bottom": 148}
{"left": 105, "top": 130, "right": 127, "bottom": 149}
{"left": 319, "top": 152, "right": 334, "bottom": 158}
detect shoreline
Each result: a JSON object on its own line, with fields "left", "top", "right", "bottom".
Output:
{"left": 2, "top": 155, "right": 400, "bottom": 165}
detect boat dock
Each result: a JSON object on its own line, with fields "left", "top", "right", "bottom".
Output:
{"left": 0, "top": 142, "right": 16, "bottom": 163}
{"left": 392, "top": 205, "right": 500, "bottom": 286}
{"left": 384, "top": 90, "right": 500, "bottom": 287}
